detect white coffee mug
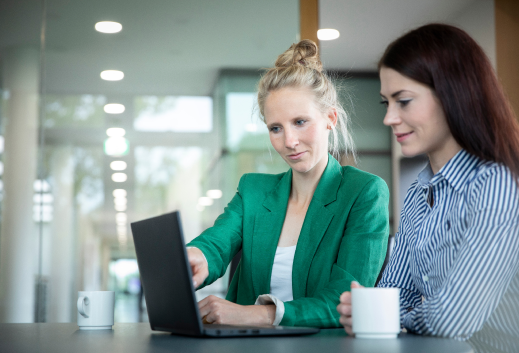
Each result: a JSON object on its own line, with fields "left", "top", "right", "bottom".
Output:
{"left": 77, "top": 291, "right": 115, "bottom": 330}
{"left": 351, "top": 287, "right": 400, "bottom": 339}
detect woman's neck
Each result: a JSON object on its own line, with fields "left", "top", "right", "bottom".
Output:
{"left": 428, "top": 139, "right": 463, "bottom": 174}
{"left": 290, "top": 155, "right": 328, "bottom": 205}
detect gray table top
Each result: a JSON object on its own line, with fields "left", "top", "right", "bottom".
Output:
{"left": 0, "top": 323, "right": 473, "bottom": 353}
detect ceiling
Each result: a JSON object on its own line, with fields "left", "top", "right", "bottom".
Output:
{"left": 0, "top": 0, "right": 299, "bottom": 96}
{"left": 0, "top": 0, "right": 487, "bottom": 97}
{"left": 0, "top": 0, "right": 491, "bottom": 241}
{"left": 320, "top": 0, "right": 480, "bottom": 70}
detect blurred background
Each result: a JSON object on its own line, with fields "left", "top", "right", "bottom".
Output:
{"left": 0, "top": 0, "right": 516, "bottom": 324}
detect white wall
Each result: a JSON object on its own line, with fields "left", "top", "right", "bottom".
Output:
{"left": 449, "top": 0, "right": 496, "bottom": 69}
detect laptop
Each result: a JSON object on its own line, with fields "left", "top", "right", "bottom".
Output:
{"left": 131, "top": 211, "right": 320, "bottom": 337}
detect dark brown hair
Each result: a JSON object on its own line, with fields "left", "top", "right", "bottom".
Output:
{"left": 379, "top": 23, "right": 519, "bottom": 180}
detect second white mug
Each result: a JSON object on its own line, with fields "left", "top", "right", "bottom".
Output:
{"left": 351, "top": 287, "right": 400, "bottom": 339}
{"left": 77, "top": 291, "right": 115, "bottom": 330}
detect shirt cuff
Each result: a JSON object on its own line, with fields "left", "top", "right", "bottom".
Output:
{"left": 254, "top": 294, "right": 285, "bottom": 326}
{"left": 186, "top": 247, "right": 208, "bottom": 267}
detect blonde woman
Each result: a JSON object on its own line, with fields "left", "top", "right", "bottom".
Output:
{"left": 187, "top": 40, "right": 389, "bottom": 328}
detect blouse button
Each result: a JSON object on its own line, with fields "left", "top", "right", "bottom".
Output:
{"left": 423, "top": 275, "right": 429, "bottom": 282}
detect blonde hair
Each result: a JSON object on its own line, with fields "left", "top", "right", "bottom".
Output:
{"left": 257, "top": 39, "right": 355, "bottom": 162}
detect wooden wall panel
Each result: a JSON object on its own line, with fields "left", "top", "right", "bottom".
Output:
{"left": 495, "top": 0, "right": 519, "bottom": 119}
{"left": 300, "top": 0, "right": 319, "bottom": 44}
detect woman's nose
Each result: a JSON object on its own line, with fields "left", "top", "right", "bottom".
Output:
{"left": 383, "top": 107, "right": 401, "bottom": 127}
{"left": 284, "top": 129, "right": 299, "bottom": 149}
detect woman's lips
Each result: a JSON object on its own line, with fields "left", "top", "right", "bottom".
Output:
{"left": 395, "top": 132, "right": 413, "bottom": 143}
{"left": 288, "top": 151, "right": 306, "bottom": 160}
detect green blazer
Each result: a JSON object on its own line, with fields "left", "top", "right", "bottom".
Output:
{"left": 188, "top": 154, "right": 389, "bottom": 328}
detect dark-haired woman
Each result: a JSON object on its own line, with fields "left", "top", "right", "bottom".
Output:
{"left": 337, "top": 24, "right": 519, "bottom": 351}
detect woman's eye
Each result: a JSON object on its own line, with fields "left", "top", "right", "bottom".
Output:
{"left": 295, "top": 119, "right": 305, "bottom": 126}
{"left": 398, "top": 99, "right": 411, "bottom": 107}
{"left": 380, "top": 100, "right": 388, "bottom": 108}
{"left": 270, "top": 126, "right": 280, "bottom": 133}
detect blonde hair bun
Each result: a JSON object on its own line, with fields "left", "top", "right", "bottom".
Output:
{"left": 274, "top": 39, "right": 323, "bottom": 73}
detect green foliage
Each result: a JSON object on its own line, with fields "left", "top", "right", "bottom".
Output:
{"left": 44, "top": 95, "right": 106, "bottom": 128}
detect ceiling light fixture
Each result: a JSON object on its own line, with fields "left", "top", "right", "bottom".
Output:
{"left": 198, "top": 197, "right": 214, "bottom": 207}
{"left": 113, "top": 189, "right": 127, "bottom": 198}
{"left": 206, "top": 190, "right": 223, "bottom": 199}
{"left": 114, "top": 198, "right": 127, "bottom": 206}
{"left": 115, "top": 204, "right": 127, "bottom": 212}
{"left": 116, "top": 212, "right": 127, "bottom": 223}
{"left": 104, "top": 137, "right": 130, "bottom": 156}
{"left": 106, "top": 127, "right": 126, "bottom": 137}
{"left": 317, "top": 28, "right": 340, "bottom": 41}
{"left": 95, "top": 21, "right": 122, "bottom": 34}
{"left": 245, "top": 124, "right": 258, "bottom": 132}
{"left": 104, "top": 104, "right": 125, "bottom": 114}
{"left": 112, "top": 173, "right": 127, "bottom": 182}
{"left": 110, "top": 161, "right": 127, "bottom": 171}
{"left": 100, "top": 70, "right": 124, "bottom": 81}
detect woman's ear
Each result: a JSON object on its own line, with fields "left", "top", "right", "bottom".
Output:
{"left": 327, "top": 108, "right": 338, "bottom": 130}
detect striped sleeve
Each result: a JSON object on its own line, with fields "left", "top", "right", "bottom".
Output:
{"left": 403, "top": 167, "right": 519, "bottom": 339}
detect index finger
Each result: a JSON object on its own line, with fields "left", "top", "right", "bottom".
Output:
{"left": 198, "top": 295, "right": 214, "bottom": 309}
{"left": 340, "top": 291, "right": 352, "bottom": 303}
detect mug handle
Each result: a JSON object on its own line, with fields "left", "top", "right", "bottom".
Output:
{"left": 77, "top": 296, "right": 90, "bottom": 318}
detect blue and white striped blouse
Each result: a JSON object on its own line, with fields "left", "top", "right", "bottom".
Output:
{"left": 378, "top": 149, "right": 519, "bottom": 346}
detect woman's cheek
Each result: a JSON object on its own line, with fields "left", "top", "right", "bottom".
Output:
{"left": 305, "top": 124, "right": 324, "bottom": 148}
{"left": 269, "top": 134, "right": 284, "bottom": 154}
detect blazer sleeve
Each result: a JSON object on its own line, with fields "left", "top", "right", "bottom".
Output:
{"left": 186, "top": 176, "right": 246, "bottom": 288}
{"left": 281, "top": 177, "right": 390, "bottom": 327}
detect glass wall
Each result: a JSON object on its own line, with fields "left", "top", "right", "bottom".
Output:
{"left": 0, "top": 0, "right": 393, "bottom": 324}
{"left": 31, "top": 0, "right": 299, "bottom": 323}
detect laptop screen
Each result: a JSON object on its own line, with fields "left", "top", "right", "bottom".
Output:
{"left": 131, "top": 211, "right": 204, "bottom": 335}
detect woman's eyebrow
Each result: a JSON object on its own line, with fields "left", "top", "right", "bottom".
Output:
{"left": 392, "top": 90, "right": 414, "bottom": 98}
{"left": 380, "top": 90, "right": 412, "bottom": 99}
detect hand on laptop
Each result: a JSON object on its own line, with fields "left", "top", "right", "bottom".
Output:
{"left": 187, "top": 247, "right": 209, "bottom": 288}
{"left": 198, "top": 295, "right": 276, "bottom": 326}
{"left": 337, "top": 281, "right": 363, "bottom": 336}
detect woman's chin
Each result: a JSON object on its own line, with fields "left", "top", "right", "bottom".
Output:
{"left": 290, "top": 162, "right": 314, "bottom": 174}
{"left": 401, "top": 146, "right": 425, "bottom": 158}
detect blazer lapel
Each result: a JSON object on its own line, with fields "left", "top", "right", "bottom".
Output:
{"left": 292, "top": 155, "right": 343, "bottom": 298}
{"left": 251, "top": 170, "right": 292, "bottom": 297}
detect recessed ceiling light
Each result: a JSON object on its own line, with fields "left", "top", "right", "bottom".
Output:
{"left": 112, "top": 173, "right": 127, "bottom": 182}
{"left": 206, "top": 190, "right": 223, "bottom": 199}
{"left": 95, "top": 21, "right": 122, "bottom": 34}
{"left": 114, "top": 198, "right": 127, "bottom": 206}
{"left": 106, "top": 127, "right": 126, "bottom": 137}
{"left": 110, "top": 161, "right": 127, "bottom": 171}
{"left": 198, "top": 197, "right": 214, "bottom": 206}
{"left": 115, "top": 204, "right": 127, "bottom": 212}
{"left": 104, "top": 104, "right": 125, "bottom": 114}
{"left": 245, "top": 123, "right": 258, "bottom": 132}
{"left": 101, "top": 70, "right": 124, "bottom": 81}
{"left": 113, "top": 189, "right": 127, "bottom": 198}
{"left": 115, "top": 212, "right": 127, "bottom": 223}
{"left": 317, "top": 29, "right": 340, "bottom": 41}
{"left": 104, "top": 136, "right": 129, "bottom": 156}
